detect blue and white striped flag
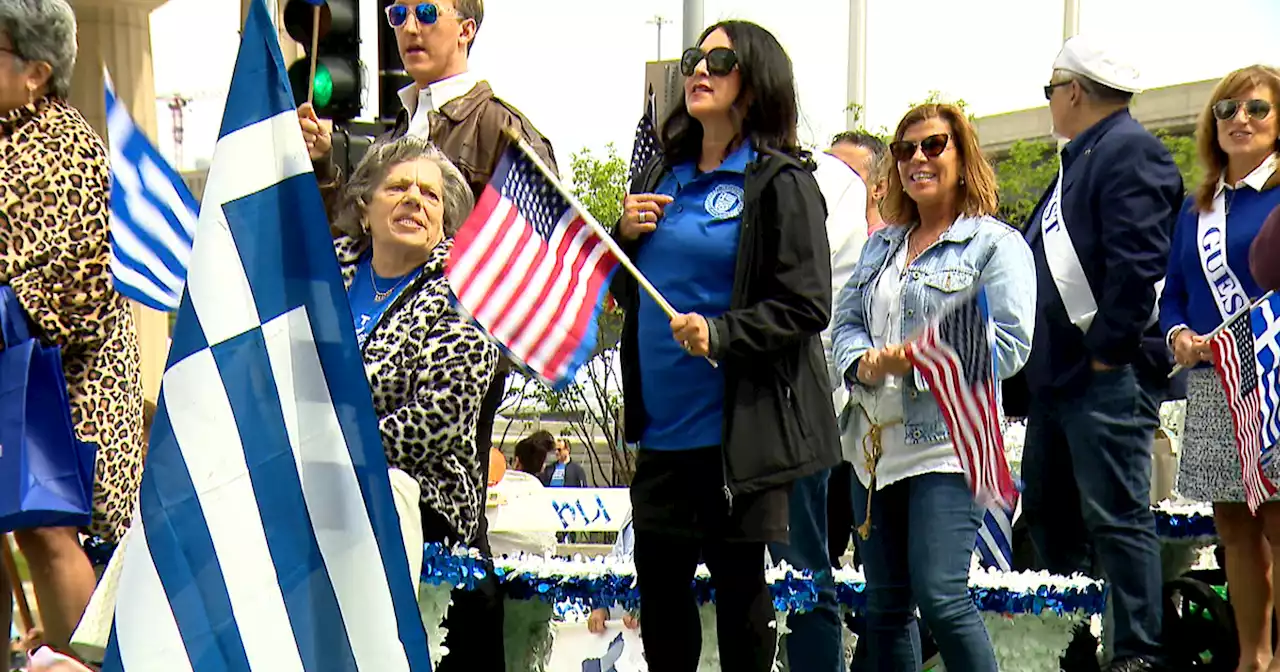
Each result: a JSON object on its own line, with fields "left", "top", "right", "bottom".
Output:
{"left": 975, "top": 500, "right": 1018, "bottom": 571}
{"left": 105, "top": 70, "right": 199, "bottom": 312}
{"left": 101, "top": 1, "right": 432, "bottom": 670}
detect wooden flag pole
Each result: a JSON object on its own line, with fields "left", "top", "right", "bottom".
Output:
{"left": 500, "top": 128, "right": 718, "bottom": 368}
{"left": 1168, "top": 290, "right": 1275, "bottom": 378}
{"left": 306, "top": 5, "right": 320, "bottom": 105}
{"left": 0, "top": 534, "right": 34, "bottom": 636}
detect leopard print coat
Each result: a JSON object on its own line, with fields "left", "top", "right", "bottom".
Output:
{"left": 335, "top": 235, "right": 497, "bottom": 543}
{"left": 0, "top": 97, "right": 145, "bottom": 543}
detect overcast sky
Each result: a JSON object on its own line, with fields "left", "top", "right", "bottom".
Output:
{"left": 148, "top": 0, "right": 1280, "bottom": 173}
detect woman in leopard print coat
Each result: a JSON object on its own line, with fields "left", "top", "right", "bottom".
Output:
{"left": 0, "top": 0, "right": 145, "bottom": 650}
{"left": 331, "top": 136, "right": 497, "bottom": 550}
{"left": 331, "top": 136, "right": 501, "bottom": 669}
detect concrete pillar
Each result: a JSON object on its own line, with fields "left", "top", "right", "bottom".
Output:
{"left": 682, "top": 0, "right": 703, "bottom": 50}
{"left": 67, "top": 0, "right": 170, "bottom": 403}
{"left": 845, "top": 0, "right": 867, "bottom": 130}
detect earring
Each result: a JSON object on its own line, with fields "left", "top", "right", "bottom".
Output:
{"left": 25, "top": 84, "right": 35, "bottom": 107}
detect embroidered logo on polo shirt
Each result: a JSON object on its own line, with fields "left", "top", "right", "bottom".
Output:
{"left": 704, "top": 184, "right": 745, "bottom": 220}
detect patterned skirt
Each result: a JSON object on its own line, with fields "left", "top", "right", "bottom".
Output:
{"left": 1177, "top": 367, "right": 1280, "bottom": 503}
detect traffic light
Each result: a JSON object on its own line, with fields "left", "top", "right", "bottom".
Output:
{"left": 283, "top": 0, "right": 361, "bottom": 122}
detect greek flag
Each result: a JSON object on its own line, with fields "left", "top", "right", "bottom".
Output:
{"left": 105, "top": 70, "right": 198, "bottom": 312}
{"left": 100, "top": 2, "right": 432, "bottom": 670}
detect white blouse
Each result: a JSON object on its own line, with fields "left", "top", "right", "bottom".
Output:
{"left": 847, "top": 238, "right": 961, "bottom": 490}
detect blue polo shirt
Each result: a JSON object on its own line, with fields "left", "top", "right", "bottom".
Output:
{"left": 634, "top": 141, "right": 753, "bottom": 450}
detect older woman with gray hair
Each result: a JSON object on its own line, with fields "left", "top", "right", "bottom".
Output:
{"left": 0, "top": 0, "right": 146, "bottom": 652}
{"left": 332, "top": 135, "right": 500, "bottom": 664}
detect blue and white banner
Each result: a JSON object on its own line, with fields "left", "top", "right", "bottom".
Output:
{"left": 100, "top": 1, "right": 432, "bottom": 670}
{"left": 105, "top": 70, "right": 199, "bottom": 312}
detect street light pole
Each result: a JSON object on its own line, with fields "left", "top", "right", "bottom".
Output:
{"left": 1063, "top": 0, "right": 1080, "bottom": 42}
{"left": 846, "top": 0, "right": 867, "bottom": 130}
{"left": 645, "top": 15, "right": 671, "bottom": 61}
{"left": 683, "top": 0, "right": 704, "bottom": 51}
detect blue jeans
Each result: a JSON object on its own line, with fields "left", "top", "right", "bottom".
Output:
{"left": 769, "top": 468, "right": 843, "bottom": 672}
{"left": 1022, "top": 364, "right": 1164, "bottom": 663}
{"left": 851, "top": 471, "right": 996, "bottom": 671}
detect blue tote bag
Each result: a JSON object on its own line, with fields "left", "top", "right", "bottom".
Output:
{"left": 0, "top": 286, "right": 97, "bottom": 533}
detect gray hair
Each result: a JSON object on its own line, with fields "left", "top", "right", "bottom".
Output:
{"left": 334, "top": 135, "right": 474, "bottom": 239}
{"left": 0, "top": 0, "right": 77, "bottom": 99}
{"left": 1053, "top": 68, "right": 1133, "bottom": 106}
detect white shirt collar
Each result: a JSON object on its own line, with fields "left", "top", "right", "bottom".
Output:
{"left": 396, "top": 70, "right": 480, "bottom": 118}
{"left": 1217, "top": 152, "right": 1279, "bottom": 197}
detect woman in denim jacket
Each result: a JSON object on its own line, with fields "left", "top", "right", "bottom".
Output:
{"left": 830, "top": 104, "right": 1036, "bottom": 671}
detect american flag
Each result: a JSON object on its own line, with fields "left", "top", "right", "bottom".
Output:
{"left": 629, "top": 85, "right": 662, "bottom": 187}
{"left": 906, "top": 288, "right": 1018, "bottom": 510}
{"left": 1210, "top": 292, "right": 1280, "bottom": 511}
{"left": 447, "top": 143, "right": 620, "bottom": 389}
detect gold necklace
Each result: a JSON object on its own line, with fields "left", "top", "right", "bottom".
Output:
{"left": 370, "top": 262, "right": 415, "bottom": 303}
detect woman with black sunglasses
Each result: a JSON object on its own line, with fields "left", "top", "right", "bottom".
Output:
{"left": 611, "top": 20, "right": 839, "bottom": 672}
{"left": 1159, "top": 64, "right": 1280, "bottom": 672}
{"left": 830, "top": 104, "right": 1036, "bottom": 671}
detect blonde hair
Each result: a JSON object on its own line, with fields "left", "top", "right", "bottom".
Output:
{"left": 1193, "top": 65, "right": 1280, "bottom": 212}
{"left": 880, "top": 104, "right": 998, "bottom": 226}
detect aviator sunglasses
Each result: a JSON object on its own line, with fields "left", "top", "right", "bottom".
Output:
{"left": 680, "top": 47, "right": 739, "bottom": 78}
{"left": 1212, "top": 98, "right": 1273, "bottom": 122}
{"left": 889, "top": 133, "right": 950, "bottom": 162}
{"left": 385, "top": 2, "right": 459, "bottom": 28}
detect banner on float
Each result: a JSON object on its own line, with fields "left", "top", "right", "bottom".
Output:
{"left": 548, "top": 622, "right": 647, "bottom": 672}
{"left": 487, "top": 487, "right": 632, "bottom": 533}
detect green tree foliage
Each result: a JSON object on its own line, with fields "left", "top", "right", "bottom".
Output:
{"left": 569, "top": 144, "right": 628, "bottom": 236}
{"left": 994, "top": 139, "right": 1057, "bottom": 229}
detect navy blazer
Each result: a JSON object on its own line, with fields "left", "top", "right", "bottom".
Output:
{"left": 1008, "top": 110, "right": 1184, "bottom": 409}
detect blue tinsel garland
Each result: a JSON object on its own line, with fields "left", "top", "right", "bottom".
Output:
{"left": 1153, "top": 507, "right": 1216, "bottom": 539}
{"left": 421, "top": 543, "right": 1107, "bottom": 617}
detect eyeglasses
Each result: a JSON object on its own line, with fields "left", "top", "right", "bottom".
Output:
{"left": 1043, "top": 80, "right": 1072, "bottom": 101}
{"left": 1212, "top": 98, "right": 1273, "bottom": 122}
{"left": 385, "top": 3, "right": 459, "bottom": 28}
{"left": 680, "top": 47, "right": 738, "bottom": 77}
{"left": 889, "top": 134, "right": 949, "bottom": 162}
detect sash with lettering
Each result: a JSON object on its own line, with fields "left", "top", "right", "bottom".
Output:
{"left": 1197, "top": 161, "right": 1275, "bottom": 323}
{"left": 1041, "top": 163, "right": 1099, "bottom": 330}
{"left": 1041, "top": 162, "right": 1161, "bottom": 331}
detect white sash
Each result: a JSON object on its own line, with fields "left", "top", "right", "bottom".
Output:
{"left": 1196, "top": 192, "right": 1250, "bottom": 322}
{"left": 1041, "top": 164, "right": 1099, "bottom": 330}
{"left": 1041, "top": 163, "right": 1162, "bottom": 332}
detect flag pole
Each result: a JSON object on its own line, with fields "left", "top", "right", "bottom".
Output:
{"left": 307, "top": 5, "right": 320, "bottom": 105}
{"left": 1169, "top": 290, "right": 1275, "bottom": 378}
{"left": 501, "top": 128, "right": 718, "bottom": 367}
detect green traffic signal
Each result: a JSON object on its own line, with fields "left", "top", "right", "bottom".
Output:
{"left": 312, "top": 63, "right": 333, "bottom": 109}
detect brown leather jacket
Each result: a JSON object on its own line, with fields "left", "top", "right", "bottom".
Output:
{"left": 315, "top": 80, "right": 556, "bottom": 209}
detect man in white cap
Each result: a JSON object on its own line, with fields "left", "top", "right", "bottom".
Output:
{"left": 1010, "top": 35, "right": 1184, "bottom": 672}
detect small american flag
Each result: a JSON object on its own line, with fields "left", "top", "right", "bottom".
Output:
{"left": 629, "top": 85, "right": 662, "bottom": 187}
{"left": 1210, "top": 294, "right": 1280, "bottom": 511}
{"left": 906, "top": 288, "right": 1018, "bottom": 510}
{"left": 447, "top": 143, "right": 620, "bottom": 389}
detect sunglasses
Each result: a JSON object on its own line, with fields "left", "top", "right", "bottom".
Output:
{"left": 385, "top": 3, "right": 458, "bottom": 28}
{"left": 889, "top": 134, "right": 950, "bottom": 162}
{"left": 1043, "top": 80, "right": 1072, "bottom": 101}
{"left": 680, "top": 47, "right": 738, "bottom": 77}
{"left": 1212, "top": 98, "right": 1273, "bottom": 122}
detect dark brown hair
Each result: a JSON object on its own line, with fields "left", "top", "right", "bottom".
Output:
{"left": 880, "top": 104, "right": 998, "bottom": 226}
{"left": 513, "top": 429, "right": 554, "bottom": 475}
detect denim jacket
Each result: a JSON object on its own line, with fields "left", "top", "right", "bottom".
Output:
{"left": 831, "top": 214, "right": 1037, "bottom": 445}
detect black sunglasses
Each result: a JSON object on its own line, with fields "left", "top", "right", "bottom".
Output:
{"left": 385, "top": 3, "right": 457, "bottom": 28}
{"left": 1043, "top": 80, "right": 1072, "bottom": 101}
{"left": 1213, "top": 98, "right": 1273, "bottom": 122}
{"left": 889, "top": 134, "right": 949, "bottom": 162}
{"left": 680, "top": 47, "right": 738, "bottom": 77}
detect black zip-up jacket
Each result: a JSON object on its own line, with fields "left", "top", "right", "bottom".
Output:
{"left": 613, "top": 148, "right": 842, "bottom": 500}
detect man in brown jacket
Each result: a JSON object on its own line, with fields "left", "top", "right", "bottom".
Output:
{"left": 297, "top": 2, "right": 554, "bottom": 670}
{"left": 1252, "top": 204, "right": 1280, "bottom": 290}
